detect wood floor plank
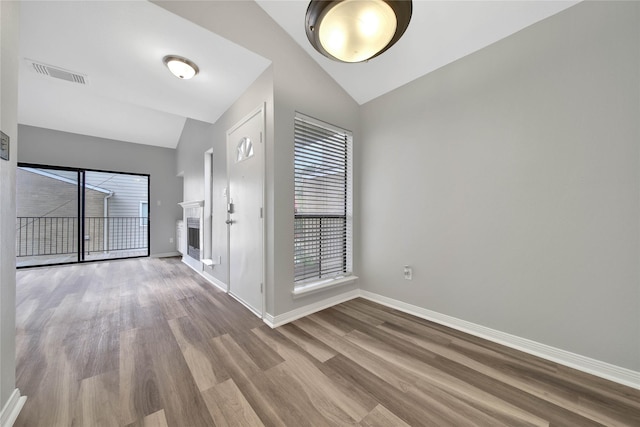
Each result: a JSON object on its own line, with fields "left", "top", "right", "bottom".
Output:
{"left": 71, "top": 312, "right": 121, "bottom": 380}
{"left": 209, "top": 334, "right": 289, "bottom": 427}
{"left": 342, "top": 300, "right": 640, "bottom": 425}
{"left": 373, "top": 322, "right": 618, "bottom": 425}
{"left": 325, "top": 352, "right": 454, "bottom": 427}
{"left": 119, "top": 328, "right": 162, "bottom": 426}
{"left": 201, "top": 378, "right": 265, "bottom": 427}
{"left": 48, "top": 292, "right": 86, "bottom": 326}
{"left": 168, "top": 317, "right": 230, "bottom": 391}
{"left": 144, "top": 320, "right": 215, "bottom": 426}
{"left": 331, "top": 303, "right": 386, "bottom": 328}
{"left": 351, "top": 298, "right": 558, "bottom": 373}
{"left": 119, "top": 294, "right": 165, "bottom": 332}
{"left": 307, "top": 309, "right": 355, "bottom": 336}
{"left": 72, "top": 371, "right": 120, "bottom": 427}
{"left": 15, "top": 258, "right": 640, "bottom": 426}
{"left": 347, "top": 327, "right": 601, "bottom": 426}
{"left": 200, "top": 388, "right": 232, "bottom": 427}
{"left": 14, "top": 297, "right": 42, "bottom": 332}
{"left": 15, "top": 325, "right": 81, "bottom": 427}
{"left": 359, "top": 404, "right": 411, "bottom": 427}
{"left": 166, "top": 315, "right": 205, "bottom": 349}
{"left": 557, "top": 365, "right": 640, "bottom": 411}
{"left": 202, "top": 290, "right": 264, "bottom": 333}
{"left": 295, "top": 316, "right": 548, "bottom": 427}
{"left": 143, "top": 410, "right": 170, "bottom": 427}
{"left": 178, "top": 295, "right": 228, "bottom": 339}
{"left": 263, "top": 363, "right": 338, "bottom": 427}
{"left": 253, "top": 325, "right": 370, "bottom": 424}
{"left": 344, "top": 328, "right": 549, "bottom": 426}
{"left": 154, "top": 285, "right": 188, "bottom": 320}
{"left": 276, "top": 322, "right": 337, "bottom": 362}
{"left": 230, "top": 330, "right": 285, "bottom": 371}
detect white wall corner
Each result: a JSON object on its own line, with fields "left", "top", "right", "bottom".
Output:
{"left": 359, "top": 290, "right": 640, "bottom": 391}
{"left": 0, "top": 389, "right": 26, "bottom": 427}
{"left": 263, "top": 313, "right": 277, "bottom": 328}
{"left": 263, "top": 289, "right": 360, "bottom": 328}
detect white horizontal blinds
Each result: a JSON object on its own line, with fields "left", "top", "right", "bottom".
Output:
{"left": 294, "top": 114, "right": 352, "bottom": 283}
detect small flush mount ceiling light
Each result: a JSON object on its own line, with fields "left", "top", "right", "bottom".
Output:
{"left": 305, "top": 0, "right": 412, "bottom": 63}
{"left": 163, "top": 55, "right": 199, "bottom": 79}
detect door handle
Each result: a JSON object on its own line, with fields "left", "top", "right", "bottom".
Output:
{"left": 225, "top": 219, "right": 235, "bottom": 225}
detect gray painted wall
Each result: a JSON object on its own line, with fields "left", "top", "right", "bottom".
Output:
{"left": 176, "top": 118, "right": 212, "bottom": 203}
{"left": 0, "top": 0, "right": 20, "bottom": 409}
{"left": 160, "top": 1, "right": 360, "bottom": 317}
{"left": 0, "top": 3, "right": 635, "bottom": 409}
{"left": 360, "top": 1, "right": 640, "bottom": 370}
{"left": 17, "top": 125, "right": 183, "bottom": 256}
{"left": 175, "top": 68, "right": 274, "bottom": 290}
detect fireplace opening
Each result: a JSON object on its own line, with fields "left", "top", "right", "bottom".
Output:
{"left": 186, "top": 217, "right": 200, "bottom": 260}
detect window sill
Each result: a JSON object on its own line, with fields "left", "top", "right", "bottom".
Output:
{"left": 292, "top": 275, "right": 358, "bottom": 299}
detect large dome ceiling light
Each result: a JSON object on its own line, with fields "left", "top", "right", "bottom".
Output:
{"left": 163, "top": 55, "right": 199, "bottom": 80}
{"left": 305, "top": 0, "right": 412, "bottom": 63}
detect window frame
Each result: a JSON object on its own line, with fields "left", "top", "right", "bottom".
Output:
{"left": 139, "top": 201, "right": 149, "bottom": 227}
{"left": 293, "top": 112, "right": 354, "bottom": 290}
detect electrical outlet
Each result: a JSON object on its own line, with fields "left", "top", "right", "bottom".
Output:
{"left": 404, "top": 265, "right": 413, "bottom": 280}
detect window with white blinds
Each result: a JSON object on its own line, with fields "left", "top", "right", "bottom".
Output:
{"left": 294, "top": 113, "right": 352, "bottom": 284}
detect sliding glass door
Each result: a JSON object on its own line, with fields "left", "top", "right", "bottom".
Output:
{"left": 16, "top": 164, "right": 149, "bottom": 268}
{"left": 16, "top": 166, "right": 80, "bottom": 267}
{"left": 82, "top": 171, "right": 149, "bottom": 262}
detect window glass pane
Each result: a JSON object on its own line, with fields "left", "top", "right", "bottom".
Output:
{"left": 140, "top": 202, "right": 149, "bottom": 226}
{"left": 16, "top": 166, "right": 79, "bottom": 267}
{"left": 294, "top": 114, "right": 352, "bottom": 283}
{"left": 16, "top": 166, "right": 150, "bottom": 266}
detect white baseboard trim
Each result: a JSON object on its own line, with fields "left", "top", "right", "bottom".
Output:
{"left": 174, "top": 257, "right": 640, "bottom": 390}
{"left": 204, "top": 273, "right": 228, "bottom": 293}
{"left": 1, "top": 389, "right": 26, "bottom": 427}
{"left": 151, "top": 251, "right": 181, "bottom": 258}
{"left": 180, "top": 258, "right": 228, "bottom": 293}
{"left": 228, "top": 292, "right": 262, "bottom": 319}
{"left": 264, "top": 289, "right": 360, "bottom": 328}
{"left": 359, "top": 290, "right": 640, "bottom": 390}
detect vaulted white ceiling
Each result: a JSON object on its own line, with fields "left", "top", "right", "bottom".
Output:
{"left": 256, "top": 0, "right": 580, "bottom": 105}
{"left": 18, "top": 1, "right": 580, "bottom": 149}
{"left": 18, "top": 1, "right": 271, "bottom": 148}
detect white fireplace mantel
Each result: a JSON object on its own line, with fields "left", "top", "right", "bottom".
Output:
{"left": 179, "top": 200, "right": 205, "bottom": 266}
{"left": 179, "top": 200, "right": 204, "bottom": 209}
{"left": 177, "top": 200, "right": 226, "bottom": 293}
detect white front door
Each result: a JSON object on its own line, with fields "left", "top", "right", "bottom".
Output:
{"left": 226, "top": 106, "right": 264, "bottom": 316}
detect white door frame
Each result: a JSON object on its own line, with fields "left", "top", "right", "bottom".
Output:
{"left": 226, "top": 103, "right": 266, "bottom": 318}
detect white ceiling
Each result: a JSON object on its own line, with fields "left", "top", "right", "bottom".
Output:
{"left": 18, "top": 1, "right": 271, "bottom": 148}
{"left": 18, "top": 1, "right": 580, "bottom": 149}
{"left": 256, "top": 0, "right": 580, "bottom": 105}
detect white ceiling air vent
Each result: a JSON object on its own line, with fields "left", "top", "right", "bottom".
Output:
{"left": 27, "top": 59, "right": 88, "bottom": 85}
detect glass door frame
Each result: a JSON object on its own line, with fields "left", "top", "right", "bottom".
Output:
{"left": 17, "top": 162, "right": 150, "bottom": 268}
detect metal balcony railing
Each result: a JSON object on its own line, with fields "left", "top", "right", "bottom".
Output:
{"left": 294, "top": 214, "right": 347, "bottom": 282}
{"left": 16, "top": 216, "right": 148, "bottom": 257}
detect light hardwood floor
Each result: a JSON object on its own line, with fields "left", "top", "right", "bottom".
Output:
{"left": 15, "top": 257, "right": 640, "bottom": 426}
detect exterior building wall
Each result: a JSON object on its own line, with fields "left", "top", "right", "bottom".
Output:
{"left": 98, "top": 173, "right": 148, "bottom": 251}
{"left": 16, "top": 169, "right": 105, "bottom": 256}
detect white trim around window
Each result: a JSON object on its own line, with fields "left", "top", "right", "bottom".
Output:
{"left": 294, "top": 112, "right": 353, "bottom": 290}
